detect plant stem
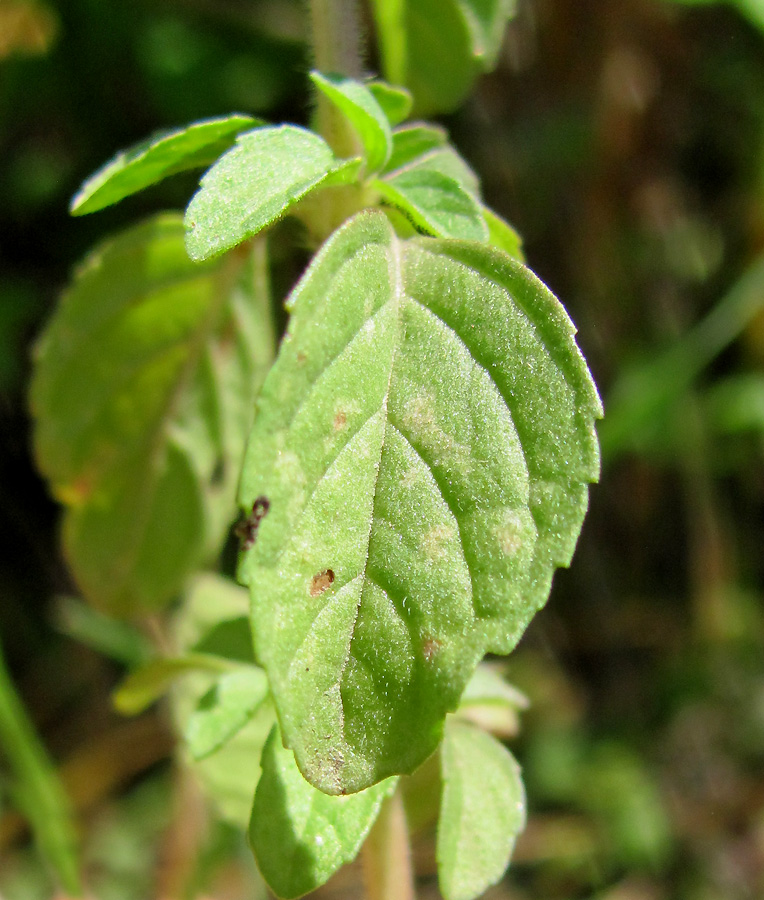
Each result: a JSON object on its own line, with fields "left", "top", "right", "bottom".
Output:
{"left": 362, "top": 789, "right": 416, "bottom": 900}
{"left": 0, "top": 639, "right": 82, "bottom": 896}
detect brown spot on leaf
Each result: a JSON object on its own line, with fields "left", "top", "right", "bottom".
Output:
{"left": 422, "top": 636, "right": 441, "bottom": 662}
{"left": 296, "top": 351, "right": 307, "bottom": 364}
{"left": 333, "top": 410, "right": 347, "bottom": 431}
{"left": 309, "top": 568, "right": 335, "bottom": 596}
{"left": 235, "top": 496, "right": 270, "bottom": 550}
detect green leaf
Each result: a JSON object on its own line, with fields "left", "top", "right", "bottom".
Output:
{"left": 371, "top": 0, "right": 516, "bottom": 114}
{"left": 383, "top": 125, "right": 448, "bottom": 175}
{"left": 238, "top": 211, "right": 601, "bottom": 793}
{"left": 367, "top": 81, "right": 413, "bottom": 126}
{"left": 456, "top": 662, "right": 528, "bottom": 738}
{"left": 185, "top": 667, "right": 269, "bottom": 760}
{"left": 30, "top": 215, "right": 274, "bottom": 616}
{"left": 172, "top": 575, "right": 276, "bottom": 827}
{"left": 601, "top": 253, "right": 764, "bottom": 459}
{"left": 113, "top": 653, "right": 235, "bottom": 716}
{"left": 310, "top": 71, "right": 393, "bottom": 172}
{"left": 456, "top": 0, "right": 518, "bottom": 68}
{"left": 54, "top": 596, "right": 152, "bottom": 665}
{"left": 184, "top": 125, "right": 361, "bottom": 260}
{"left": 250, "top": 726, "right": 397, "bottom": 899}
{"left": 438, "top": 720, "right": 525, "bottom": 900}
{"left": 0, "top": 639, "right": 82, "bottom": 896}
{"left": 374, "top": 168, "right": 488, "bottom": 241}
{"left": 70, "top": 115, "right": 260, "bottom": 215}
{"left": 484, "top": 207, "right": 524, "bottom": 261}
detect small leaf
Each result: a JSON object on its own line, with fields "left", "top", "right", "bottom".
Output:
{"left": 185, "top": 667, "right": 269, "bottom": 760}
{"left": 310, "top": 71, "right": 393, "bottom": 172}
{"left": 372, "top": 0, "right": 516, "bottom": 114}
{"left": 456, "top": 662, "right": 528, "bottom": 738}
{"left": 438, "top": 721, "right": 526, "bottom": 900}
{"left": 456, "top": 0, "right": 518, "bottom": 68}
{"left": 239, "top": 211, "right": 601, "bottom": 793}
{"left": 374, "top": 168, "right": 488, "bottom": 241}
{"left": 367, "top": 80, "right": 413, "bottom": 126}
{"left": 172, "top": 575, "right": 276, "bottom": 827}
{"left": 30, "top": 215, "right": 274, "bottom": 615}
{"left": 383, "top": 125, "right": 448, "bottom": 174}
{"left": 250, "top": 726, "right": 397, "bottom": 899}
{"left": 70, "top": 115, "right": 259, "bottom": 215}
{"left": 484, "top": 206, "right": 524, "bottom": 261}
{"left": 113, "top": 654, "right": 235, "bottom": 716}
{"left": 385, "top": 143, "right": 480, "bottom": 200}
{"left": 184, "top": 125, "right": 360, "bottom": 260}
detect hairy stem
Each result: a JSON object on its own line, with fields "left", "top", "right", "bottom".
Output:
{"left": 362, "top": 789, "right": 416, "bottom": 900}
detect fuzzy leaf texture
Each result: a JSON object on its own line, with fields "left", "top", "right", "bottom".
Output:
{"left": 250, "top": 726, "right": 397, "bottom": 899}
{"left": 238, "top": 211, "right": 601, "bottom": 794}
{"left": 30, "top": 214, "right": 274, "bottom": 616}
{"left": 438, "top": 720, "right": 526, "bottom": 900}
{"left": 184, "top": 125, "right": 361, "bottom": 260}
{"left": 70, "top": 115, "right": 259, "bottom": 215}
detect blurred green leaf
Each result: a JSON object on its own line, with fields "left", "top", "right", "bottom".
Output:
{"left": 53, "top": 596, "right": 152, "bottom": 665}
{"left": 437, "top": 720, "right": 526, "bottom": 900}
{"left": 185, "top": 667, "right": 269, "bottom": 760}
{"left": 250, "top": 725, "right": 397, "bottom": 899}
{"left": 706, "top": 373, "right": 764, "bottom": 433}
{"left": 367, "top": 80, "right": 414, "bottom": 125}
{"left": 310, "top": 71, "right": 392, "bottom": 172}
{"left": 184, "top": 125, "right": 361, "bottom": 260}
{"left": 0, "top": 639, "right": 82, "bottom": 896}
{"left": 113, "top": 653, "right": 236, "bottom": 715}
{"left": 70, "top": 115, "right": 260, "bottom": 215}
{"left": 371, "top": 0, "right": 516, "bottom": 114}
{"left": 30, "top": 215, "right": 275, "bottom": 616}
{"left": 602, "top": 254, "right": 764, "bottom": 459}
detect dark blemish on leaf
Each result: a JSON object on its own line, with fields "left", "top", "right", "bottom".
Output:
{"left": 333, "top": 410, "right": 347, "bottom": 431}
{"left": 234, "top": 496, "right": 270, "bottom": 550}
{"left": 422, "top": 636, "right": 441, "bottom": 662}
{"left": 210, "top": 457, "right": 225, "bottom": 486}
{"left": 309, "top": 568, "right": 335, "bottom": 596}
{"left": 296, "top": 351, "right": 307, "bottom": 364}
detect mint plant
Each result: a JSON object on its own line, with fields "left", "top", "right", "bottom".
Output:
{"left": 28, "top": 1, "right": 601, "bottom": 896}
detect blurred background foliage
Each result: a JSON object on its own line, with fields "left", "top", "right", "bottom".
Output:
{"left": 1, "top": 0, "right": 763, "bottom": 898}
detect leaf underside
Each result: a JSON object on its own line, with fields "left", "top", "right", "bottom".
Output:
{"left": 238, "top": 210, "right": 601, "bottom": 794}
{"left": 30, "top": 214, "right": 273, "bottom": 615}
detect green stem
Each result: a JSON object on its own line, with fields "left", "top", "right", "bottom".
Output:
{"left": 305, "top": 0, "right": 366, "bottom": 238}
{"left": 362, "top": 789, "right": 416, "bottom": 900}
{"left": 0, "top": 639, "right": 82, "bottom": 896}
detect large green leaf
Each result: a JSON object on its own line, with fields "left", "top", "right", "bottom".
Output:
{"left": 437, "top": 720, "right": 525, "bottom": 900}
{"left": 184, "top": 125, "right": 361, "bottom": 260}
{"left": 30, "top": 215, "right": 274, "bottom": 616}
{"left": 70, "top": 115, "right": 259, "bottom": 216}
{"left": 371, "top": 0, "right": 516, "bottom": 114}
{"left": 238, "top": 211, "right": 601, "bottom": 793}
{"left": 250, "top": 726, "right": 397, "bottom": 899}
